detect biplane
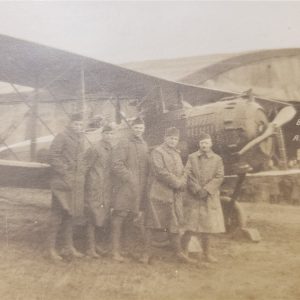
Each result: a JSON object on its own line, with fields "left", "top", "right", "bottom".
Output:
{"left": 0, "top": 34, "right": 298, "bottom": 239}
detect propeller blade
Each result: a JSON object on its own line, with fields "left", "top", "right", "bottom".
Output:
{"left": 237, "top": 106, "right": 296, "bottom": 156}
{"left": 237, "top": 126, "right": 273, "bottom": 156}
{"left": 271, "top": 105, "right": 296, "bottom": 127}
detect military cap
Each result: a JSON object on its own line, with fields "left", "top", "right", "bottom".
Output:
{"left": 102, "top": 124, "right": 113, "bottom": 132}
{"left": 131, "top": 117, "right": 145, "bottom": 126}
{"left": 165, "top": 127, "right": 180, "bottom": 137}
{"left": 70, "top": 112, "right": 83, "bottom": 122}
{"left": 198, "top": 132, "right": 211, "bottom": 141}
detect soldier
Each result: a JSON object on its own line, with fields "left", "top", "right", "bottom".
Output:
{"left": 182, "top": 132, "right": 225, "bottom": 263}
{"left": 111, "top": 118, "right": 149, "bottom": 262}
{"left": 84, "top": 125, "right": 114, "bottom": 258}
{"left": 47, "top": 113, "right": 86, "bottom": 261}
{"left": 144, "top": 127, "right": 194, "bottom": 264}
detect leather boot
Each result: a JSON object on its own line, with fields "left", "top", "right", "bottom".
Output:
{"left": 62, "top": 218, "right": 84, "bottom": 258}
{"left": 47, "top": 213, "right": 63, "bottom": 261}
{"left": 47, "top": 227, "right": 63, "bottom": 261}
{"left": 201, "top": 234, "right": 217, "bottom": 263}
{"left": 138, "top": 228, "right": 151, "bottom": 264}
{"left": 96, "top": 245, "right": 109, "bottom": 256}
{"left": 170, "top": 233, "right": 196, "bottom": 264}
{"left": 111, "top": 216, "right": 125, "bottom": 262}
{"left": 181, "top": 231, "right": 192, "bottom": 257}
{"left": 86, "top": 223, "right": 100, "bottom": 258}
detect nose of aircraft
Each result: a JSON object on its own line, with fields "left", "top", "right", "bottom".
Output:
{"left": 238, "top": 105, "right": 296, "bottom": 156}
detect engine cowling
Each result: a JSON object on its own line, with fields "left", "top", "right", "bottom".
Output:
{"left": 183, "top": 99, "right": 272, "bottom": 173}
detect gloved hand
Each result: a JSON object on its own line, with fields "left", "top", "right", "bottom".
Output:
{"left": 63, "top": 174, "right": 74, "bottom": 189}
{"left": 198, "top": 188, "right": 209, "bottom": 199}
{"left": 174, "top": 177, "right": 186, "bottom": 191}
{"left": 178, "top": 177, "right": 187, "bottom": 191}
{"left": 128, "top": 177, "right": 138, "bottom": 198}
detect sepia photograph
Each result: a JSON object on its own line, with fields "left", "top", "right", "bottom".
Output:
{"left": 0, "top": 1, "right": 299, "bottom": 299}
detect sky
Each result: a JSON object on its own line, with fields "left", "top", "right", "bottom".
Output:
{"left": 0, "top": 1, "right": 299, "bottom": 64}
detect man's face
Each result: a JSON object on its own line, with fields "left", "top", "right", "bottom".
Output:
{"left": 131, "top": 124, "right": 145, "bottom": 138}
{"left": 70, "top": 120, "right": 84, "bottom": 133}
{"left": 165, "top": 135, "right": 179, "bottom": 148}
{"left": 199, "top": 138, "right": 212, "bottom": 152}
{"left": 102, "top": 131, "right": 114, "bottom": 143}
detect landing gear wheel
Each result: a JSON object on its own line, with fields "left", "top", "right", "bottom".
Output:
{"left": 221, "top": 198, "right": 247, "bottom": 233}
{"left": 151, "top": 231, "right": 169, "bottom": 248}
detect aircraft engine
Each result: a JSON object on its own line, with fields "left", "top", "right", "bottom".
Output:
{"left": 183, "top": 98, "right": 273, "bottom": 173}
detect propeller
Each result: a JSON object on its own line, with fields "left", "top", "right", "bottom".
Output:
{"left": 237, "top": 106, "right": 296, "bottom": 156}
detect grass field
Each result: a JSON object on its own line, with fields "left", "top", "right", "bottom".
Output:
{"left": 0, "top": 187, "right": 299, "bottom": 300}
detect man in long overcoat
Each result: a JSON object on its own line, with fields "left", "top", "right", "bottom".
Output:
{"left": 111, "top": 118, "right": 149, "bottom": 262}
{"left": 48, "top": 113, "right": 86, "bottom": 261}
{"left": 84, "top": 125, "right": 114, "bottom": 258}
{"left": 182, "top": 132, "right": 225, "bottom": 263}
{"left": 144, "top": 127, "right": 195, "bottom": 264}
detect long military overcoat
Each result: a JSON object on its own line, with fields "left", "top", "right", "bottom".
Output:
{"left": 184, "top": 150, "right": 225, "bottom": 233}
{"left": 49, "top": 127, "right": 86, "bottom": 218}
{"left": 111, "top": 134, "right": 149, "bottom": 214}
{"left": 85, "top": 140, "right": 112, "bottom": 226}
{"left": 146, "top": 143, "right": 186, "bottom": 233}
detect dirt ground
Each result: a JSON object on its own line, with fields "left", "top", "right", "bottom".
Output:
{"left": 0, "top": 187, "right": 299, "bottom": 300}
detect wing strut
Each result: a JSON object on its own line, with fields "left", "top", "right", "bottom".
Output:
{"left": 29, "top": 88, "right": 39, "bottom": 161}
{"left": 80, "top": 60, "right": 87, "bottom": 128}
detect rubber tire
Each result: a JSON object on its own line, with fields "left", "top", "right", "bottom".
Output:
{"left": 151, "top": 231, "right": 170, "bottom": 248}
{"left": 222, "top": 201, "right": 247, "bottom": 232}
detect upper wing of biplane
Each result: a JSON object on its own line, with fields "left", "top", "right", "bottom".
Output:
{"left": 0, "top": 34, "right": 243, "bottom": 106}
{"left": 0, "top": 34, "right": 292, "bottom": 110}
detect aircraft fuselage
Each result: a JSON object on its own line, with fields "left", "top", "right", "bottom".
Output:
{"left": 144, "top": 98, "right": 273, "bottom": 174}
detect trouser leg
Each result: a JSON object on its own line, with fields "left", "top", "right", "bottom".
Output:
{"left": 47, "top": 209, "right": 63, "bottom": 261}
{"left": 201, "top": 233, "right": 209, "bottom": 256}
{"left": 144, "top": 228, "right": 152, "bottom": 253}
{"left": 95, "top": 226, "right": 110, "bottom": 255}
{"left": 139, "top": 228, "right": 152, "bottom": 264}
{"left": 62, "top": 214, "right": 73, "bottom": 249}
{"left": 168, "top": 232, "right": 182, "bottom": 254}
{"left": 111, "top": 214, "right": 126, "bottom": 262}
{"left": 181, "top": 231, "right": 192, "bottom": 255}
{"left": 62, "top": 214, "right": 84, "bottom": 258}
{"left": 86, "top": 222, "right": 99, "bottom": 258}
{"left": 182, "top": 231, "right": 204, "bottom": 260}
{"left": 201, "top": 233, "right": 217, "bottom": 263}
{"left": 168, "top": 232, "right": 196, "bottom": 264}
